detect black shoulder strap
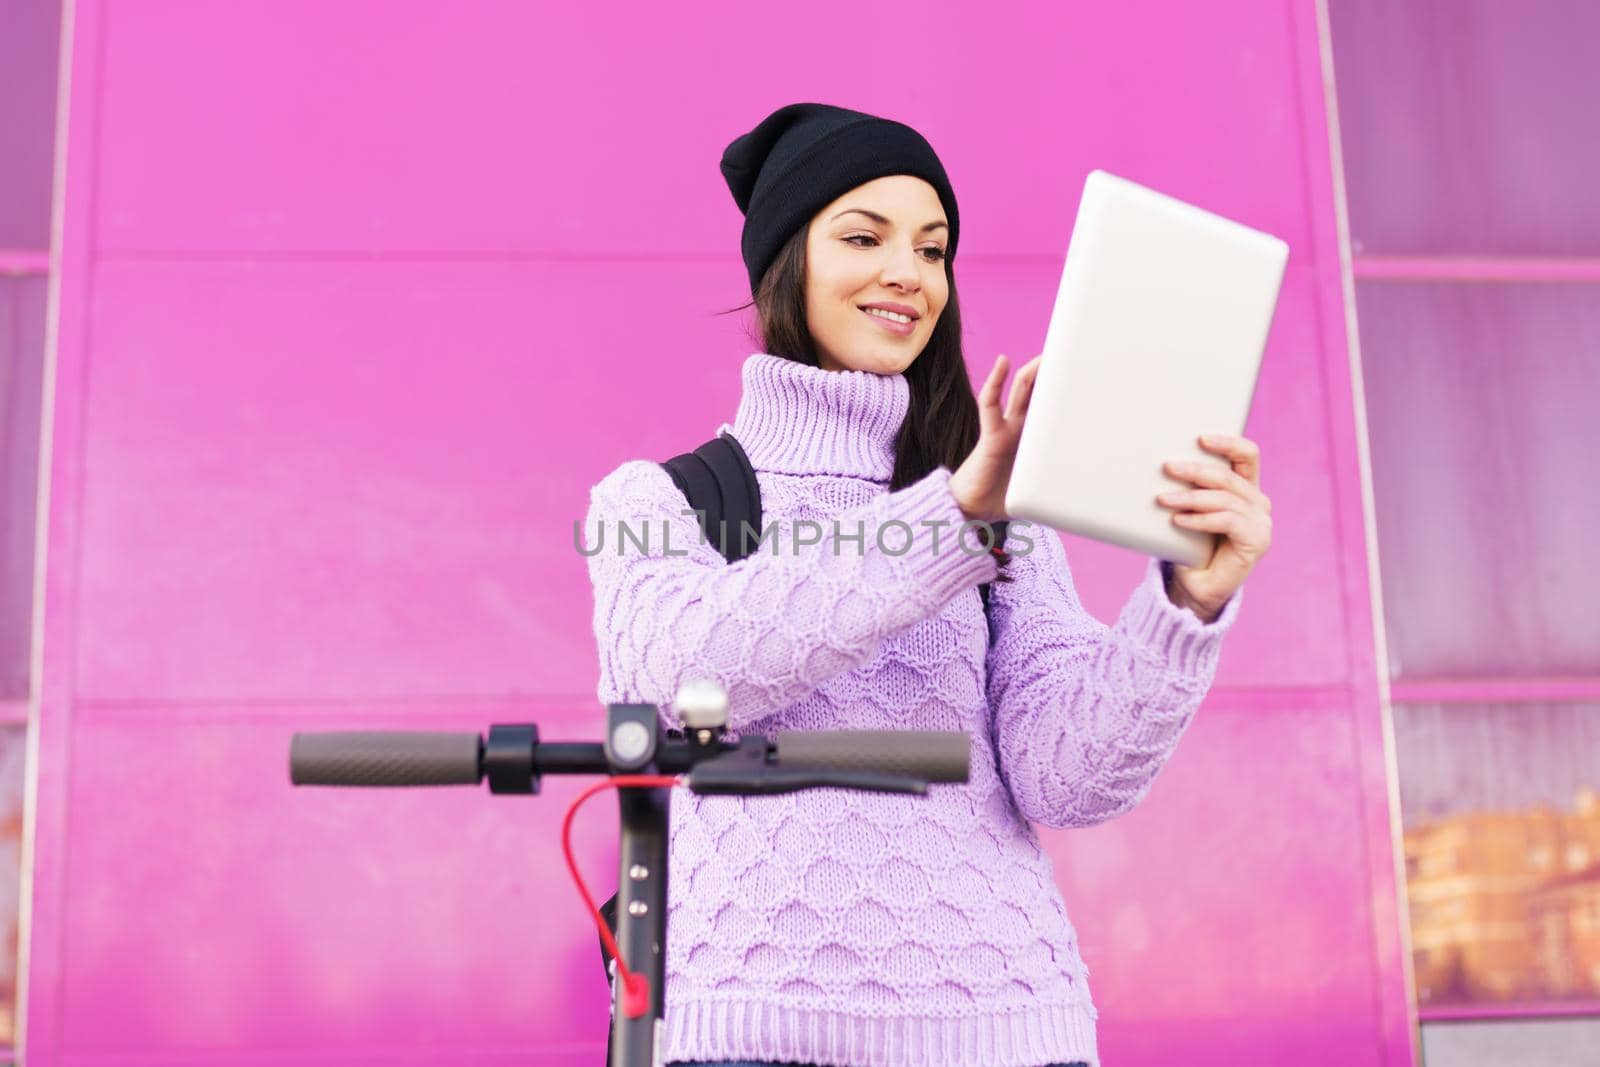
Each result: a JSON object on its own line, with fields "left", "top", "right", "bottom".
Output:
{"left": 978, "top": 520, "right": 1009, "bottom": 614}
{"left": 660, "top": 430, "right": 763, "bottom": 563}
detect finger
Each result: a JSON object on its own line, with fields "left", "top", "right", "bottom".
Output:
{"left": 1171, "top": 509, "right": 1245, "bottom": 535}
{"left": 1174, "top": 510, "right": 1273, "bottom": 556}
{"left": 978, "top": 356, "right": 1008, "bottom": 429}
{"left": 1156, "top": 489, "right": 1250, "bottom": 515}
{"left": 1199, "top": 434, "right": 1261, "bottom": 485}
{"left": 1165, "top": 460, "right": 1269, "bottom": 510}
{"left": 983, "top": 356, "right": 1009, "bottom": 403}
{"left": 1005, "top": 357, "right": 1042, "bottom": 421}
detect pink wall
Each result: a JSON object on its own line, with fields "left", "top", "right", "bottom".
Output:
{"left": 27, "top": 1, "right": 1411, "bottom": 1063}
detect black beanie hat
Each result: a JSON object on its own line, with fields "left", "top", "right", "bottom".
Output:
{"left": 721, "top": 102, "right": 960, "bottom": 294}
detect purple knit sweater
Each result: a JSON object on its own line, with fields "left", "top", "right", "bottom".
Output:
{"left": 585, "top": 353, "right": 1242, "bottom": 1067}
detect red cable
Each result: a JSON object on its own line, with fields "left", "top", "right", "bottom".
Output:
{"left": 562, "top": 774, "right": 682, "bottom": 1020}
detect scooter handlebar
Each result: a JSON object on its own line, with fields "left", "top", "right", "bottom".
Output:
{"left": 289, "top": 731, "right": 483, "bottom": 787}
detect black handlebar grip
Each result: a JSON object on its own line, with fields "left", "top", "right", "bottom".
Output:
{"left": 290, "top": 732, "right": 483, "bottom": 787}
{"left": 773, "top": 730, "right": 969, "bottom": 784}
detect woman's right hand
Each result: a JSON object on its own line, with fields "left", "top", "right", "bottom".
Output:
{"left": 948, "top": 354, "right": 1042, "bottom": 523}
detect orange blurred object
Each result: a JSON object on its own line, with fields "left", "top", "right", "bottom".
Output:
{"left": 1405, "top": 788, "right": 1600, "bottom": 1005}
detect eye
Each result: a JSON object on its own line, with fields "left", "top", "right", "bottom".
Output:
{"left": 844, "top": 234, "right": 948, "bottom": 262}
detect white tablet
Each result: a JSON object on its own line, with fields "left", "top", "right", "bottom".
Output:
{"left": 1004, "top": 170, "right": 1288, "bottom": 568}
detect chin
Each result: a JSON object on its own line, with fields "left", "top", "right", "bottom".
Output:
{"left": 880, "top": 352, "right": 920, "bottom": 374}
{"left": 873, "top": 342, "right": 925, "bottom": 375}
{"left": 841, "top": 350, "right": 911, "bottom": 376}
{"left": 818, "top": 328, "right": 928, "bottom": 374}
{"left": 854, "top": 333, "right": 925, "bottom": 372}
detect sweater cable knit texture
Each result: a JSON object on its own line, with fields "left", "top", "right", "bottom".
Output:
{"left": 584, "top": 353, "right": 1242, "bottom": 1067}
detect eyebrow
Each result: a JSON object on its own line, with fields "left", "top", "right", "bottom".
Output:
{"left": 831, "top": 208, "right": 948, "bottom": 234}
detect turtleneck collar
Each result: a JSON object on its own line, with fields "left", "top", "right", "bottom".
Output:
{"left": 720, "top": 353, "right": 909, "bottom": 482}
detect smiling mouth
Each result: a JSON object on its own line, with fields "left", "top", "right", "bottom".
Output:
{"left": 860, "top": 306, "right": 916, "bottom": 325}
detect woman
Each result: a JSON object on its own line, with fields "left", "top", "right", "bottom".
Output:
{"left": 584, "top": 103, "right": 1272, "bottom": 1067}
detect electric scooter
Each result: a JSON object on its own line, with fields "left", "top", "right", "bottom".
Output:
{"left": 289, "top": 680, "right": 971, "bottom": 1067}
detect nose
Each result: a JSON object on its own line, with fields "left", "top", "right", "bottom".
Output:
{"left": 879, "top": 238, "right": 922, "bottom": 293}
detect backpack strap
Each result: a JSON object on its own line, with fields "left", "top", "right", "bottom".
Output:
{"left": 978, "top": 520, "right": 1009, "bottom": 614}
{"left": 661, "top": 431, "right": 763, "bottom": 563}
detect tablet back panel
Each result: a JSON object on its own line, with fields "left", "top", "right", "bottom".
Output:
{"left": 1004, "top": 170, "right": 1288, "bottom": 567}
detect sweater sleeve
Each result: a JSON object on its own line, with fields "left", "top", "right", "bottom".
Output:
{"left": 983, "top": 524, "right": 1243, "bottom": 829}
{"left": 585, "top": 459, "right": 999, "bottom": 733}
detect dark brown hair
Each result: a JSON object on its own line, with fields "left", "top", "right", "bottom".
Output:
{"left": 726, "top": 225, "right": 981, "bottom": 492}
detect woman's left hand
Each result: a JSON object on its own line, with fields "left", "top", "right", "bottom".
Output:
{"left": 1155, "top": 434, "right": 1272, "bottom": 622}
